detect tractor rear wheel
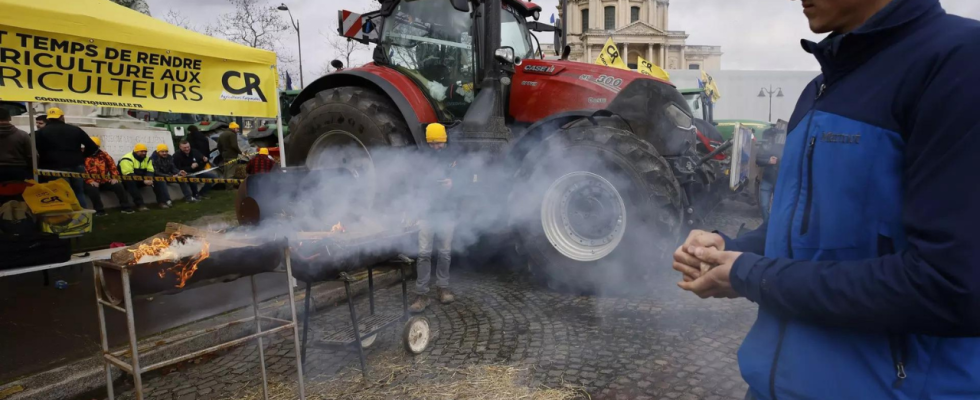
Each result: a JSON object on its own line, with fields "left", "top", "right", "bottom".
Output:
{"left": 510, "top": 124, "right": 684, "bottom": 294}
{"left": 285, "top": 87, "right": 413, "bottom": 208}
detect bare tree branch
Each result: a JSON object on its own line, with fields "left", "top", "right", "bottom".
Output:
{"left": 162, "top": 10, "right": 193, "bottom": 30}
{"left": 110, "top": 0, "right": 151, "bottom": 15}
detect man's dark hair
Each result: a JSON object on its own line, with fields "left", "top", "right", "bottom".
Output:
{"left": 187, "top": 125, "right": 199, "bottom": 133}
{"left": 0, "top": 108, "right": 10, "bottom": 122}
{"left": 179, "top": 139, "right": 190, "bottom": 145}
{"left": 35, "top": 114, "right": 45, "bottom": 121}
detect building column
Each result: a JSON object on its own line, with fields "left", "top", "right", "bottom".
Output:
{"left": 591, "top": 0, "right": 601, "bottom": 29}
{"left": 619, "top": 0, "right": 627, "bottom": 27}
{"left": 649, "top": 0, "right": 657, "bottom": 29}
{"left": 623, "top": 42, "right": 629, "bottom": 64}
{"left": 661, "top": 44, "right": 667, "bottom": 67}
{"left": 586, "top": 42, "right": 591, "bottom": 62}
{"left": 680, "top": 46, "right": 686, "bottom": 69}
{"left": 647, "top": 43, "right": 654, "bottom": 64}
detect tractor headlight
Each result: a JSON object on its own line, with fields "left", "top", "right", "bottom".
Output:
{"left": 664, "top": 103, "right": 694, "bottom": 130}
{"left": 533, "top": 10, "right": 540, "bottom": 20}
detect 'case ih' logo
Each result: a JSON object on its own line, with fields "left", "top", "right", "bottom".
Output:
{"left": 220, "top": 71, "right": 267, "bottom": 102}
{"left": 524, "top": 65, "right": 555, "bottom": 74}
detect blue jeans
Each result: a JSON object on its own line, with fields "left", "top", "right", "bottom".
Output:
{"left": 40, "top": 165, "right": 88, "bottom": 208}
{"left": 180, "top": 171, "right": 216, "bottom": 198}
{"left": 759, "top": 178, "right": 775, "bottom": 223}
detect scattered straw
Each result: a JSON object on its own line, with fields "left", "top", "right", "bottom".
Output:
{"left": 220, "top": 355, "right": 585, "bottom": 400}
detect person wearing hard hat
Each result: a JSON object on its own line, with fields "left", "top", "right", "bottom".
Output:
{"left": 34, "top": 107, "right": 99, "bottom": 208}
{"left": 119, "top": 143, "right": 169, "bottom": 211}
{"left": 152, "top": 143, "right": 191, "bottom": 204}
{"left": 174, "top": 140, "right": 216, "bottom": 201}
{"left": 410, "top": 123, "right": 462, "bottom": 313}
{"left": 217, "top": 121, "right": 244, "bottom": 186}
{"left": 82, "top": 137, "right": 134, "bottom": 216}
{"left": 246, "top": 148, "right": 276, "bottom": 175}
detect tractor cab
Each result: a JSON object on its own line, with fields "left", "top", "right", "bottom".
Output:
{"left": 357, "top": 0, "right": 545, "bottom": 122}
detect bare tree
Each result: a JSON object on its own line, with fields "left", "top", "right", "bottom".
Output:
{"left": 211, "top": 0, "right": 289, "bottom": 52}
{"left": 162, "top": 10, "right": 194, "bottom": 30}
{"left": 110, "top": 0, "right": 151, "bottom": 15}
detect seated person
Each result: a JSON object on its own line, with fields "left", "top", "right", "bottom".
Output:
{"left": 246, "top": 148, "right": 276, "bottom": 175}
{"left": 173, "top": 140, "right": 216, "bottom": 201}
{"left": 119, "top": 143, "right": 170, "bottom": 210}
{"left": 83, "top": 137, "right": 134, "bottom": 216}
{"left": 152, "top": 144, "right": 192, "bottom": 204}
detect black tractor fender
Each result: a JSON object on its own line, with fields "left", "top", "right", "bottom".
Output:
{"left": 507, "top": 110, "right": 599, "bottom": 164}
{"left": 289, "top": 70, "right": 427, "bottom": 147}
{"left": 507, "top": 110, "right": 632, "bottom": 165}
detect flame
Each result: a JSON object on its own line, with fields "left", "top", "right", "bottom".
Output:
{"left": 330, "top": 221, "right": 346, "bottom": 233}
{"left": 129, "top": 233, "right": 182, "bottom": 262}
{"left": 128, "top": 232, "right": 211, "bottom": 288}
{"left": 167, "top": 241, "right": 210, "bottom": 288}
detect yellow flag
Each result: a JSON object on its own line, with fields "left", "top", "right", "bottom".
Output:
{"left": 595, "top": 38, "right": 629, "bottom": 70}
{"left": 701, "top": 70, "right": 722, "bottom": 103}
{"left": 636, "top": 56, "right": 670, "bottom": 81}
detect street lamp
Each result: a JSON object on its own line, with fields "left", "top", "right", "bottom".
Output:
{"left": 758, "top": 85, "right": 784, "bottom": 122}
{"left": 277, "top": 3, "right": 303, "bottom": 88}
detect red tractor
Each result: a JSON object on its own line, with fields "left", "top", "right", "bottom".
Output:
{"left": 283, "top": 0, "right": 736, "bottom": 291}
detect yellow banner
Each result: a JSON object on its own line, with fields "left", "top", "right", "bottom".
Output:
{"left": 701, "top": 69, "right": 721, "bottom": 103}
{"left": 0, "top": 26, "right": 278, "bottom": 117}
{"left": 636, "top": 56, "right": 670, "bottom": 81}
{"left": 595, "top": 38, "right": 629, "bottom": 70}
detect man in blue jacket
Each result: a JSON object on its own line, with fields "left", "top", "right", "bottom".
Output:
{"left": 672, "top": 0, "right": 980, "bottom": 399}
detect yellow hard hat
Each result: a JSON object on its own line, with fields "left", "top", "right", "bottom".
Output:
{"left": 229, "top": 122, "right": 240, "bottom": 130}
{"left": 46, "top": 107, "right": 64, "bottom": 119}
{"left": 259, "top": 148, "right": 269, "bottom": 155}
{"left": 134, "top": 143, "right": 148, "bottom": 152}
{"left": 426, "top": 123, "right": 447, "bottom": 143}
{"left": 156, "top": 144, "right": 169, "bottom": 152}
{"left": 90, "top": 137, "right": 101, "bottom": 147}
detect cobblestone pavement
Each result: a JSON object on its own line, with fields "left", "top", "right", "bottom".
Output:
{"left": 105, "top": 201, "right": 762, "bottom": 400}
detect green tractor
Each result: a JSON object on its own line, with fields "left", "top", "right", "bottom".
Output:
{"left": 245, "top": 89, "right": 301, "bottom": 148}
{"left": 680, "top": 87, "right": 772, "bottom": 207}
{"left": 126, "top": 110, "right": 232, "bottom": 143}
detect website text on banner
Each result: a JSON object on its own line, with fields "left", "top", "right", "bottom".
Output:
{"left": 0, "top": 27, "right": 278, "bottom": 118}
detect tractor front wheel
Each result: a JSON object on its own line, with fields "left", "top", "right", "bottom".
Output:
{"left": 510, "top": 124, "right": 684, "bottom": 294}
{"left": 285, "top": 86, "right": 413, "bottom": 209}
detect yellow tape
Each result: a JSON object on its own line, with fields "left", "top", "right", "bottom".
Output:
{"left": 35, "top": 169, "right": 244, "bottom": 184}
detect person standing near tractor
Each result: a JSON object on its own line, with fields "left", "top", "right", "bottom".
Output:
{"left": 673, "top": 0, "right": 980, "bottom": 399}
{"left": 410, "top": 123, "right": 461, "bottom": 313}
{"left": 217, "top": 122, "right": 244, "bottom": 186}
{"left": 34, "top": 107, "right": 99, "bottom": 208}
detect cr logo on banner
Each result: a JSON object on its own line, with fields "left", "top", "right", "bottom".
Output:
{"left": 221, "top": 71, "right": 268, "bottom": 102}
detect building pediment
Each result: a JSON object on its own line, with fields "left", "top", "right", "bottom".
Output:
{"left": 614, "top": 21, "right": 666, "bottom": 36}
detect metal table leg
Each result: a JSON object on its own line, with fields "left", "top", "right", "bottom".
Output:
{"left": 400, "top": 265, "right": 409, "bottom": 319}
{"left": 301, "top": 282, "right": 312, "bottom": 369}
{"left": 284, "top": 247, "right": 307, "bottom": 399}
{"left": 93, "top": 264, "right": 115, "bottom": 400}
{"left": 249, "top": 275, "right": 270, "bottom": 400}
{"left": 121, "top": 270, "right": 144, "bottom": 400}
{"left": 368, "top": 266, "right": 375, "bottom": 316}
{"left": 345, "top": 280, "right": 369, "bottom": 378}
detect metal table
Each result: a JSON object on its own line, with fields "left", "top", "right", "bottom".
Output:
{"left": 92, "top": 246, "right": 307, "bottom": 400}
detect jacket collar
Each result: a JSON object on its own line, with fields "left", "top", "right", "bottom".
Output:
{"left": 801, "top": 0, "right": 944, "bottom": 84}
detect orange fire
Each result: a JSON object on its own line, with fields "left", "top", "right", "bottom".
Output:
{"left": 129, "top": 232, "right": 211, "bottom": 288}
{"left": 330, "top": 221, "right": 346, "bottom": 233}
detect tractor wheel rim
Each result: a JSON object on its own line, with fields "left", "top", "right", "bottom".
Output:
{"left": 541, "top": 171, "right": 626, "bottom": 262}
{"left": 306, "top": 129, "right": 376, "bottom": 206}
{"left": 408, "top": 319, "right": 430, "bottom": 353}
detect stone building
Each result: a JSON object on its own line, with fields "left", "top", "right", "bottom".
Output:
{"left": 561, "top": 0, "right": 723, "bottom": 71}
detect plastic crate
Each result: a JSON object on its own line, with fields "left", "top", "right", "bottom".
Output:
{"left": 38, "top": 210, "right": 94, "bottom": 238}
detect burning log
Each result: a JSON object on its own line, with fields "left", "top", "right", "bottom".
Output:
{"left": 97, "top": 225, "right": 284, "bottom": 305}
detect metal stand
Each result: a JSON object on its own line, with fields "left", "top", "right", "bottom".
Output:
{"left": 298, "top": 259, "right": 415, "bottom": 380}
{"left": 92, "top": 246, "right": 307, "bottom": 400}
